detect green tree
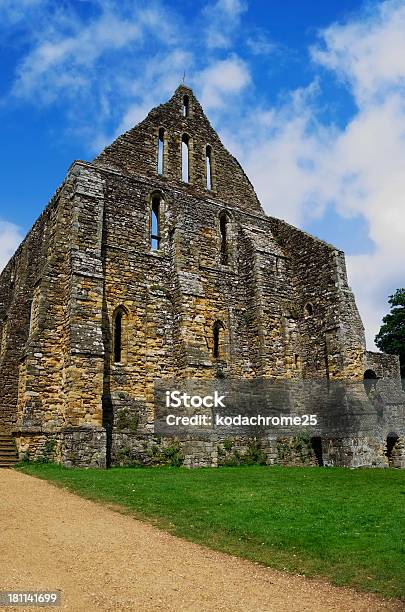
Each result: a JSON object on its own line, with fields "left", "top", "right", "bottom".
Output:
{"left": 375, "top": 288, "right": 405, "bottom": 381}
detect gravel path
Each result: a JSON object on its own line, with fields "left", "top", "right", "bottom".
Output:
{"left": 0, "top": 470, "right": 402, "bottom": 612}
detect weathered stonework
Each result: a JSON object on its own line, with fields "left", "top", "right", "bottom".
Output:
{"left": 0, "top": 85, "right": 404, "bottom": 468}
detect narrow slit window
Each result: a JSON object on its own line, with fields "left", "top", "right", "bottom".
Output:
{"left": 114, "top": 311, "right": 123, "bottom": 363}
{"left": 206, "top": 145, "right": 212, "bottom": 190}
{"left": 150, "top": 196, "right": 161, "bottom": 250}
{"left": 183, "top": 95, "right": 189, "bottom": 117}
{"left": 219, "top": 213, "right": 228, "bottom": 265}
{"left": 157, "top": 128, "right": 164, "bottom": 175}
{"left": 182, "top": 134, "right": 189, "bottom": 183}
{"left": 28, "top": 284, "right": 41, "bottom": 337}
{"left": 0, "top": 317, "right": 8, "bottom": 358}
{"left": 28, "top": 300, "right": 34, "bottom": 334}
{"left": 213, "top": 320, "right": 224, "bottom": 358}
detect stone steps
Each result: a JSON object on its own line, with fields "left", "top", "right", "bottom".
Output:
{"left": 0, "top": 433, "right": 18, "bottom": 468}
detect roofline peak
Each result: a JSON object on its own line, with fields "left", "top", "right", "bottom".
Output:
{"left": 175, "top": 83, "right": 193, "bottom": 95}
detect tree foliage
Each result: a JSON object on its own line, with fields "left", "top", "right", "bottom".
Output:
{"left": 375, "top": 289, "right": 405, "bottom": 377}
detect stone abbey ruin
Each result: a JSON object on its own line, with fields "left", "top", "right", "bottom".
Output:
{"left": 0, "top": 86, "right": 404, "bottom": 469}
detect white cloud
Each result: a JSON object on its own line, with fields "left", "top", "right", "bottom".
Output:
{"left": 93, "top": 49, "right": 194, "bottom": 152}
{"left": 310, "top": 1, "right": 405, "bottom": 348}
{"left": 8, "top": 1, "right": 180, "bottom": 107}
{"left": 230, "top": 0, "right": 405, "bottom": 349}
{"left": 311, "top": 0, "right": 405, "bottom": 105}
{"left": 0, "top": 0, "right": 48, "bottom": 25}
{"left": 4, "top": 1, "right": 186, "bottom": 148}
{"left": 11, "top": 10, "right": 143, "bottom": 103}
{"left": 2, "top": 0, "right": 404, "bottom": 353}
{"left": 0, "top": 221, "right": 24, "bottom": 272}
{"left": 204, "top": 0, "right": 247, "bottom": 49}
{"left": 196, "top": 56, "right": 251, "bottom": 109}
{"left": 246, "top": 32, "right": 276, "bottom": 56}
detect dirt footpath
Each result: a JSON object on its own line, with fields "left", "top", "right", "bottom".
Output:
{"left": 0, "top": 470, "right": 401, "bottom": 612}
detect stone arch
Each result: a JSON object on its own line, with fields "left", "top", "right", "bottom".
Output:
{"left": 217, "top": 209, "right": 233, "bottom": 224}
{"left": 304, "top": 302, "right": 314, "bottom": 317}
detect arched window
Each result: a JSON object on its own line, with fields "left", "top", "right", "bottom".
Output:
{"left": 206, "top": 145, "right": 212, "bottom": 190}
{"left": 157, "top": 128, "right": 165, "bottom": 175}
{"left": 213, "top": 320, "right": 224, "bottom": 359}
{"left": 183, "top": 95, "right": 189, "bottom": 117}
{"left": 113, "top": 308, "right": 126, "bottom": 364}
{"left": 219, "top": 213, "right": 228, "bottom": 265}
{"left": 150, "top": 195, "right": 161, "bottom": 250}
{"left": 304, "top": 303, "right": 313, "bottom": 317}
{"left": 363, "top": 369, "right": 377, "bottom": 395}
{"left": 182, "top": 134, "right": 189, "bottom": 183}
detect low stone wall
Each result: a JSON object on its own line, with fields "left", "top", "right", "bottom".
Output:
{"left": 14, "top": 426, "right": 106, "bottom": 468}
{"left": 365, "top": 351, "right": 401, "bottom": 380}
{"left": 15, "top": 431, "right": 61, "bottom": 463}
{"left": 322, "top": 436, "right": 389, "bottom": 468}
{"left": 110, "top": 431, "right": 405, "bottom": 469}
{"left": 14, "top": 428, "right": 405, "bottom": 470}
{"left": 111, "top": 432, "right": 215, "bottom": 467}
{"left": 61, "top": 427, "right": 106, "bottom": 468}
{"left": 111, "top": 433, "right": 326, "bottom": 468}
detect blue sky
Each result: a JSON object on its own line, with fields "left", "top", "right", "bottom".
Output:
{"left": 0, "top": 0, "right": 404, "bottom": 348}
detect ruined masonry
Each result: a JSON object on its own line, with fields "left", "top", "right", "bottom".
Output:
{"left": 0, "top": 86, "right": 404, "bottom": 468}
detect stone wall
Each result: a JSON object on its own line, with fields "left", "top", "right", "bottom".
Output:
{"left": 110, "top": 433, "right": 314, "bottom": 468}
{"left": 266, "top": 218, "right": 367, "bottom": 380}
{"left": 0, "top": 187, "right": 62, "bottom": 433}
{"left": 107, "top": 431, "right": 405, "bottom": 469}
{"left": 94, "top": 85, "right": 263, "bottom": 216}
{"left": 1, "top": 84, "right": 404, "bottom": 469}
{"left": 365, "top": 350, "right": 401, "bottom": 379}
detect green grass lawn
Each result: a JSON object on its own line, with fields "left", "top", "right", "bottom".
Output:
{"left": 18, "top": 464, "right": 405, "bottom": 599}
